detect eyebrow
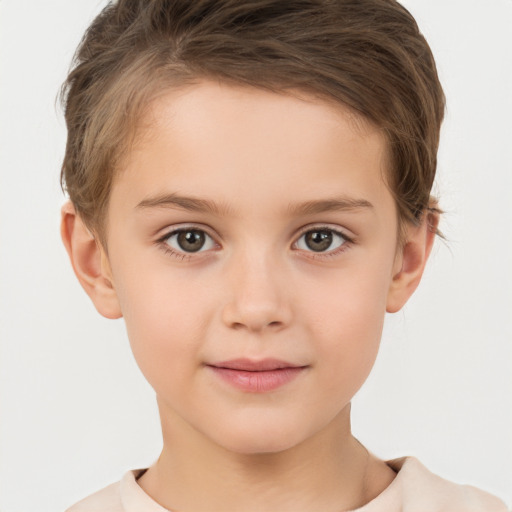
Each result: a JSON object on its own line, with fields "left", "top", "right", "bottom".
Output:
{"left": 286, "top": 197, "right": 374, "bottom": 216}
{"left": 136, "top": 193, "right": 373, "bottom": 216}
{"left": 137, "top": 194, "right": 235, "bottom": 216}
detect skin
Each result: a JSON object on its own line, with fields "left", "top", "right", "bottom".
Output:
{"left": 62, "top": 80, "right": 436, "bottom": 511}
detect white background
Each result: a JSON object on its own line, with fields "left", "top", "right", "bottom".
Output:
{"left": 0, "top": 1, "right": 511, "bottom": 510}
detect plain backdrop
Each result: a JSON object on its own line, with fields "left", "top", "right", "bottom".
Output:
{"left": 0, "top": 1, "right": 511, "bottom": 511}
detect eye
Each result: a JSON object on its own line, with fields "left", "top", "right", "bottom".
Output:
{"left": 163, "top": 228, "right": 216, "bottom": 253}
{"left": 295, "top": 228, "right": 348, "bottom": 253}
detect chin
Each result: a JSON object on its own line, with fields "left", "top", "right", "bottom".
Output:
{"left": 207, "top": 415, "right": 313, "bottom": 455}
{"left": 220, "top": 434, "right": 301, "bottom": 456}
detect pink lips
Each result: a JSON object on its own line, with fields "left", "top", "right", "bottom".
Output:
{"left": 207, "top": 358, "right": 307, "bottom": 393}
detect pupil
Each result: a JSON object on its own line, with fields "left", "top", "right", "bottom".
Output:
{"left": 305, "top": 230, "right": 332, "bottom": 252}
{"left": 177, "top": 230, "right": 205, "bottom": 252}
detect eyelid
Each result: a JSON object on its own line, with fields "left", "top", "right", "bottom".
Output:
{"left": 156, "top": 223, "right": 221, "bottom": 256}
{"left": 292, "top": 224, "right": 354, "bottom": 258}
{"left": 294, "top": 223, "right": 354, "bottom": 242}
{"left": 156, "top": 223, "right": 219, "bottom": 242}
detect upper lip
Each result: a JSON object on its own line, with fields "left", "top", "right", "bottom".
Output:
{"left": 208, "top": 358, "right": 305, "bottom": 371}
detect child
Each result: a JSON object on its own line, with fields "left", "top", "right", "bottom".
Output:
{"left": 59, "top": 0, "right": 508, "bottom": 510}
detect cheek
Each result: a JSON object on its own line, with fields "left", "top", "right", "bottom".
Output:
{"left": 302, "top": 263, "right": 391, "bottom": 388}
{"left": 111, "top": 260, "right": 214, "bottom": 389}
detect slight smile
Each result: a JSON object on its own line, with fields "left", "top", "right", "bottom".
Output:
{"left": 206, "top": 359, "right": 309, "bottom": 393}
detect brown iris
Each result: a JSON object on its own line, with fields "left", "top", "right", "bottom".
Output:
{"left": 304, "top": 230, "right": 333, "bottom": 252}
{"left": 177, "top": 230, "right": 206, "bottom": 252}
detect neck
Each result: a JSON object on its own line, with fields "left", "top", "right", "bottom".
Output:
{"left": 137, "top": 403, "right": 389, "bottom": 512}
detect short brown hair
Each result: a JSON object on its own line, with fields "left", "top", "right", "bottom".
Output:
{"left": 60, "top": 0, "right": 445, "bottom": 241}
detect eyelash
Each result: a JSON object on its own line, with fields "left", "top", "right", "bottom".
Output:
{"left": 156, "top": 226, "right": 218, "bottom": 261}
{"left": 294, "top": 225, "right": 354, "bottom": 261}
{"left": 156, "top": 225, "right": 354, "bottom": 262}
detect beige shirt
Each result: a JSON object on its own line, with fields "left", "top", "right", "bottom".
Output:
{"left": 66, "top": 457, "right": 508, "bottom": 512}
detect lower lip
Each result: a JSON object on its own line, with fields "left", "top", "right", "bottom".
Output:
{"left": 208, "top": 366, "right": 306, "bottom": 393}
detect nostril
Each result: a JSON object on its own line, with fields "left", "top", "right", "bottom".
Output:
{"left": 221, "top": 295, "right": 292, "bottom": 332}
{"left": 229, "top": 320, "right": 283, "bottom": 331}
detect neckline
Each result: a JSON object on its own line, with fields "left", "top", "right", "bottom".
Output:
{"left": 123, "top": 457, "right": 412, "bottom": 512}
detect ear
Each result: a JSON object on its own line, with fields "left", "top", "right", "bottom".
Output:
{"left": 60, "top": 201, "right": 122, "bottom": 319}
{"left": 386, "top": 211, "right": 438, "bottom": 313}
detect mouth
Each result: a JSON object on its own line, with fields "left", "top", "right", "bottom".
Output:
{"left": 206, "top": 358, "right": 308, "bottom": 393}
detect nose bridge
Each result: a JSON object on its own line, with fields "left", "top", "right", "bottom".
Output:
{"left": 221, "top": 242, "right": 292, "bottom": 332}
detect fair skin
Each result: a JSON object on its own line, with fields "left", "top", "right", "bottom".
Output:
{"left": 62, "top": 80, "right": 436, "bottom": 512}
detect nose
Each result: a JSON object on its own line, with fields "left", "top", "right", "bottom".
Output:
{"left": 221, "top": 250, "right": 293, "bottom": 333}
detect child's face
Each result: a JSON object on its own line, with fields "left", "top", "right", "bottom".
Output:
{"left": 98, "top": 81, "right": 408, "bottom": 453}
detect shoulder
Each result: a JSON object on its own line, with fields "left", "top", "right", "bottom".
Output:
{"left": 65, "top": 480, "right": 123, "bottom": 512}
{"left": 389, "top": 457, "right": 509, "bottom": 512}
{"left": 65, "top": 468, "right": 162, "bottom": 512}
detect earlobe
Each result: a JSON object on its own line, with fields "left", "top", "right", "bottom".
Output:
{"left": 60, "top": 201, "right": 122, "bottom": 319}
{"left": 386, "top": 212, "right": 438, "bottom": 313}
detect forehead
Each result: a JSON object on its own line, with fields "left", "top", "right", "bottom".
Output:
{"left": 139, "top": 80, "right": 380, "bottom": 152}
{"left": 110, "top": 80, "right": 394, "bottom": 223}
